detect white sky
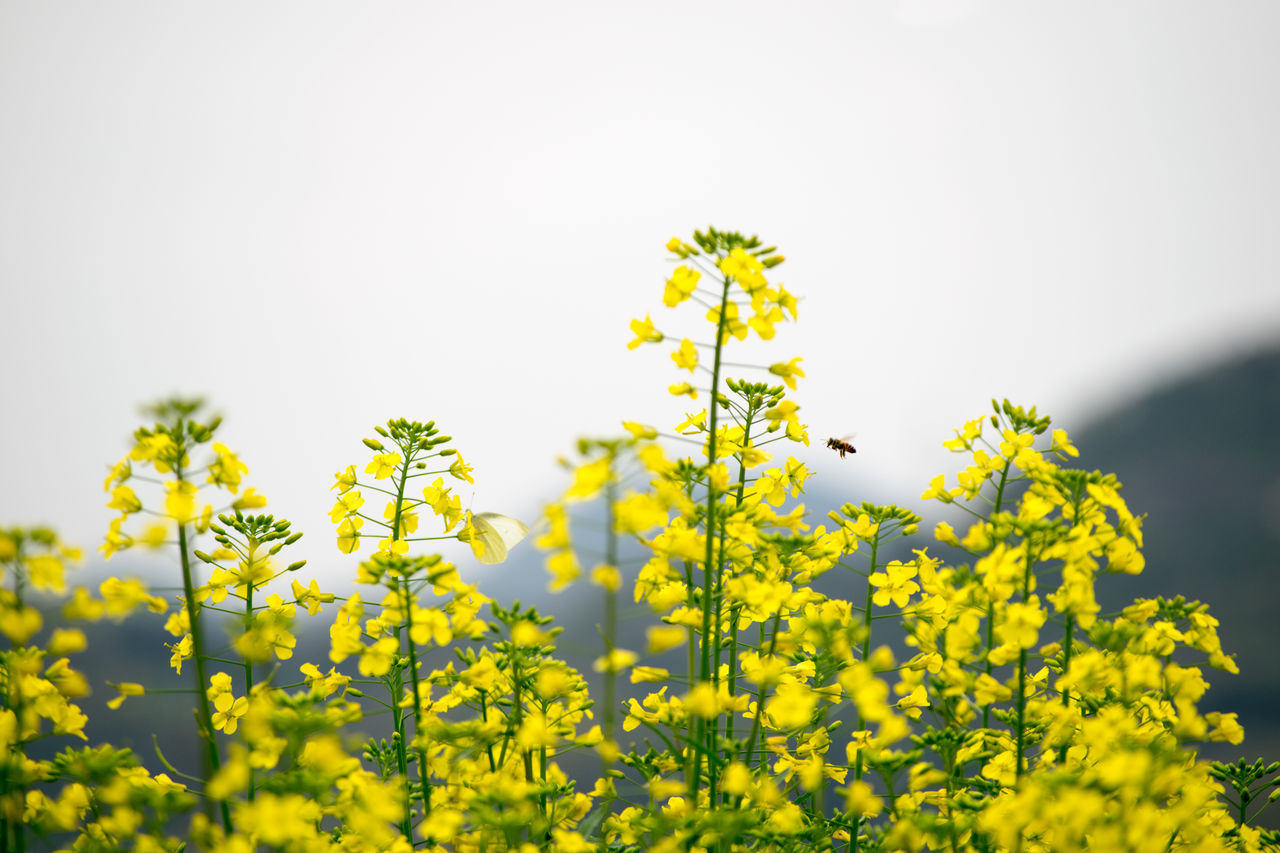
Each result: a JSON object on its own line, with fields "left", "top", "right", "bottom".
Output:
{"left": 3, "top": 2, "right": 1279, "bottom": 575}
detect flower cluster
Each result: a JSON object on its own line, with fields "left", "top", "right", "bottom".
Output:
{"left": 2, "top": 527, "right": 192, "bottom": 849}
{"left": 2, "top": 233, "right": 1277, "bottom": 851}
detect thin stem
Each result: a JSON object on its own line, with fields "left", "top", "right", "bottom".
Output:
{"left": 403, "top": 575, "right": 432, "bottom": 824}
{"left": 242, "top": 545, "right": 257, "bottom": 803}
{"left": 603, "top": 476, "right": 619, "bottom": 777}
{"left": 742, "top": 610, "right": 784, "bottom": 771}
{"left": 981, "top": 461, "right": 1011, "bottom": 732}
{"left": 1014, "top": 540, "right": 1034, "bottom": 780}
{"left": 852, "top": 536, "right": 880, "bottom": 853}
{"left": 389, "top": 447, "right": 418, "bottom": 840}
{"left": 692, "top": 268, "right": 733, "bottom": 801}
{"left": 177, "top": 518, "right": 231, "bottom": 833}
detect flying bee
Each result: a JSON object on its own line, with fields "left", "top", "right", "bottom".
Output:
{"left": 826, "top": 436, "right": 857, "bottom": 458}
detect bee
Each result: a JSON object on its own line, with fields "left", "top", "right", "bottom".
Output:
{"left": 826, "top": 436, "right": 857, "bottom": 458}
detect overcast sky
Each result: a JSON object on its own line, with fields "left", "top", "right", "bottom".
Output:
{"left": 3, "top": 2, "right": 1278, "bottom": 576}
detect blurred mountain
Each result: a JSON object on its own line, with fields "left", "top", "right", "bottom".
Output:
{"left": 1070, "top": 342, "right": 1280, "bottom": 767}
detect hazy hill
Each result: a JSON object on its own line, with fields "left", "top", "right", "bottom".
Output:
{"left": 1072, "top": 343, "right": 1280, "bottom": 766}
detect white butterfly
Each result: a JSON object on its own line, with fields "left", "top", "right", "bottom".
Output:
{"left": 464, "top": 511, "right": 531, "bottom": 564}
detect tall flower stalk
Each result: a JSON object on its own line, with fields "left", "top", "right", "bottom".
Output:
{"left": 102, "top": 398, "right": 267, "bottom": 831}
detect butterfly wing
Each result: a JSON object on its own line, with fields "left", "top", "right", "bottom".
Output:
{"left": 472, "top": 512, "right": 531, "bottom": 565}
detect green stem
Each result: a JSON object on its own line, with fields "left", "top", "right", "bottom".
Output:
{"left": 176, "top": 496, "right": 231, "bottom": 833}
{"left": 981, "top": 462, "right": 1011, "bottom": 732}
{"left": 242, "top": 545, "right": 256, "bottom": 802}
{"left": 510, "top": 655, "right": 539, "bottom": 841}
{"left": 1014, "top": 540, "right": 1034, "bottom": 780}
{"left": 742, "top": 610, "right": 784, "bottom": 771}
{"left": 389, "top": 448, "right": 416, "bottom": 840}
{"left": 391, "top": 659, "right": 411, "bottom": 839}
{"left": 604, "top": 476, "right": 618, "bottom": 768}
{"left": 684, "top": 558, "right": 697, "bottom": 785}
{"left": 692, "top": 269, "right": 733, "bottom": 802}
{"left": 479, "top": 691, "right": 497, "bottom": 772}
{"left": 852, "top": 536, "right": 880, "bottom": 853}
{"left": 402, "top": 575, "right": 432, "bottom": 825}
{"left": 722, "top": 423, "right": 752, "bottom": 797}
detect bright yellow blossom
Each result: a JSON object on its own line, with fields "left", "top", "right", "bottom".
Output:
{"left": 768, "top": 357, "right": 805, "bottom": 389}
{"left": 627, "top": 314, "right": 663, "bottom": 349}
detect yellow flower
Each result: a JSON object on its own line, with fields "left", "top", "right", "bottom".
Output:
{"left": 665, "top": 236, "right": 693, "bottom": 257}
{"left": 106, "top": 485, "right": 142, "bottom": 514}
{"left": 331, "top": 464, "right": 358, "bottom": 494}
{"left": 26, "top": 554, "right": 67, "bottom": 593}
{"left": 0, "top": 596, "right": 41, "bottom": 645}
{"left": 535, "top": 665, "right": 576, "bottom": 699}
{"left": 212, "top": 695, "right": 249, "bottom": 734}
{"left": 1205, "top": 711, "right": 1245, "bottom": 744}
{"left": 99, "top": 576, "right": 167, "bottom": 618}
{"left": 290, "top": 578, "right": 335, "bottom": 616}
{"left": 546, "top": 550, "right": 581, "bottom": 591}
{"left": 591, "top": 563, "right": 621, "bottom": 592}
{"left": 460, "top": 654, "right": 500, "bottom": 691}
{"left": 1050, "top": 428, "right": 1079, "bottom": 458}
{"left": 231, "top": 487, "right": 267, "bottom": 511}
{"left": 627, "top": 314, "right": 663, "bottom": 350}
{"left": 163, "top": 480, "right": 197, "bottom": 523}
{"left": 364, "top": 452, "right": 402, "bottom": 480}
{"left": 921, "top": 474, "right": 962, "bottom": 503}
{"left": 894, "top": 684, "right": 929, "bottom": 719}
{"left": 646, "top": 625, "right": 685, "bottom": 655}
{"left": 299, "top": 663, "right": 351, "bottom": 698}
{"left": 663, "top": 266, "right": 701, "bottom": 307}
{"left": 764, "top": 802, "right": 806, "bottom": 834}
{"left": 614, "top": 493, "right": 668, "bottom": 534}
{"left": 336, "top": 516, "right": 363, "bottom": 554}
{"left": 765, "top": 683, "right": 819, "bottom": 729}
{"left": 934, "top": 521, "right": 960, "bottom": 545}
{"left": 842, "top": 780, "right": 883, "bottom": 818}
{"left": 671, "top": 338, "right": 699, "bottom": 372}
{"left": 768, "top": 357, "right": 805, "bottom": 390}
{"left": 706, "top": 301, "right": 749, "bottom": 343}
{"left": 748, "top": 305, "right": 784, "bottom": 340}
{"left": 675, "top": 409, "right": 707, "bottom": 434}
{"left": 668, "top": 382, "right": 698, "bottom": 399}
{"left": 630, "top": 666, "right": 669, "bottom": 683}
{"left": 567, "top": 456, "right": 611, "bottom": 500}
{"left": 719, "top": 247, "right": 767, "bottom": 293}
{"left": 511, "top": 619, "right": 550, "bottom": 647}
{"left": 448, "top": 452, "right": 474, "bottom": 484}
{"left": 358, "top": 636, "right": 399, "bottom": 677}
{"left": 869, "top": 561, "right": 920, "bottom": 608}
{"left": 517, "top": 712, "right": 559, "bottom": 749}
{"left": 943, "top": 417, "right": 984, "bottom": 451}
{"left": 46, "top": 628, "right": 86, "bottom": 656}
{"left": 621, "top": 420, "right": 657, "bottom": 440}
{"left": 997, "top": 597, "right": 1047, "bottom": 649}
{"left": 593, "top": 648, "right": 637, "bottom": 674}
{"left": 207, "top": 442, "right": 248, "bottom": 493}
{"left": 409, "top": 605, "right": 452, "bottom": 647}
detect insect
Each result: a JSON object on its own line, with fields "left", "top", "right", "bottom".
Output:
{"left": 826, "top": 436, "right": 857, "bottom": 458}
{"left": 464, "top": 512, "right": 531, "bottom": 564}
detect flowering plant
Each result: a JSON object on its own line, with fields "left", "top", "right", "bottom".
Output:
{"left": 2, "top": 230, "right": 1276, "bottom": 851}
